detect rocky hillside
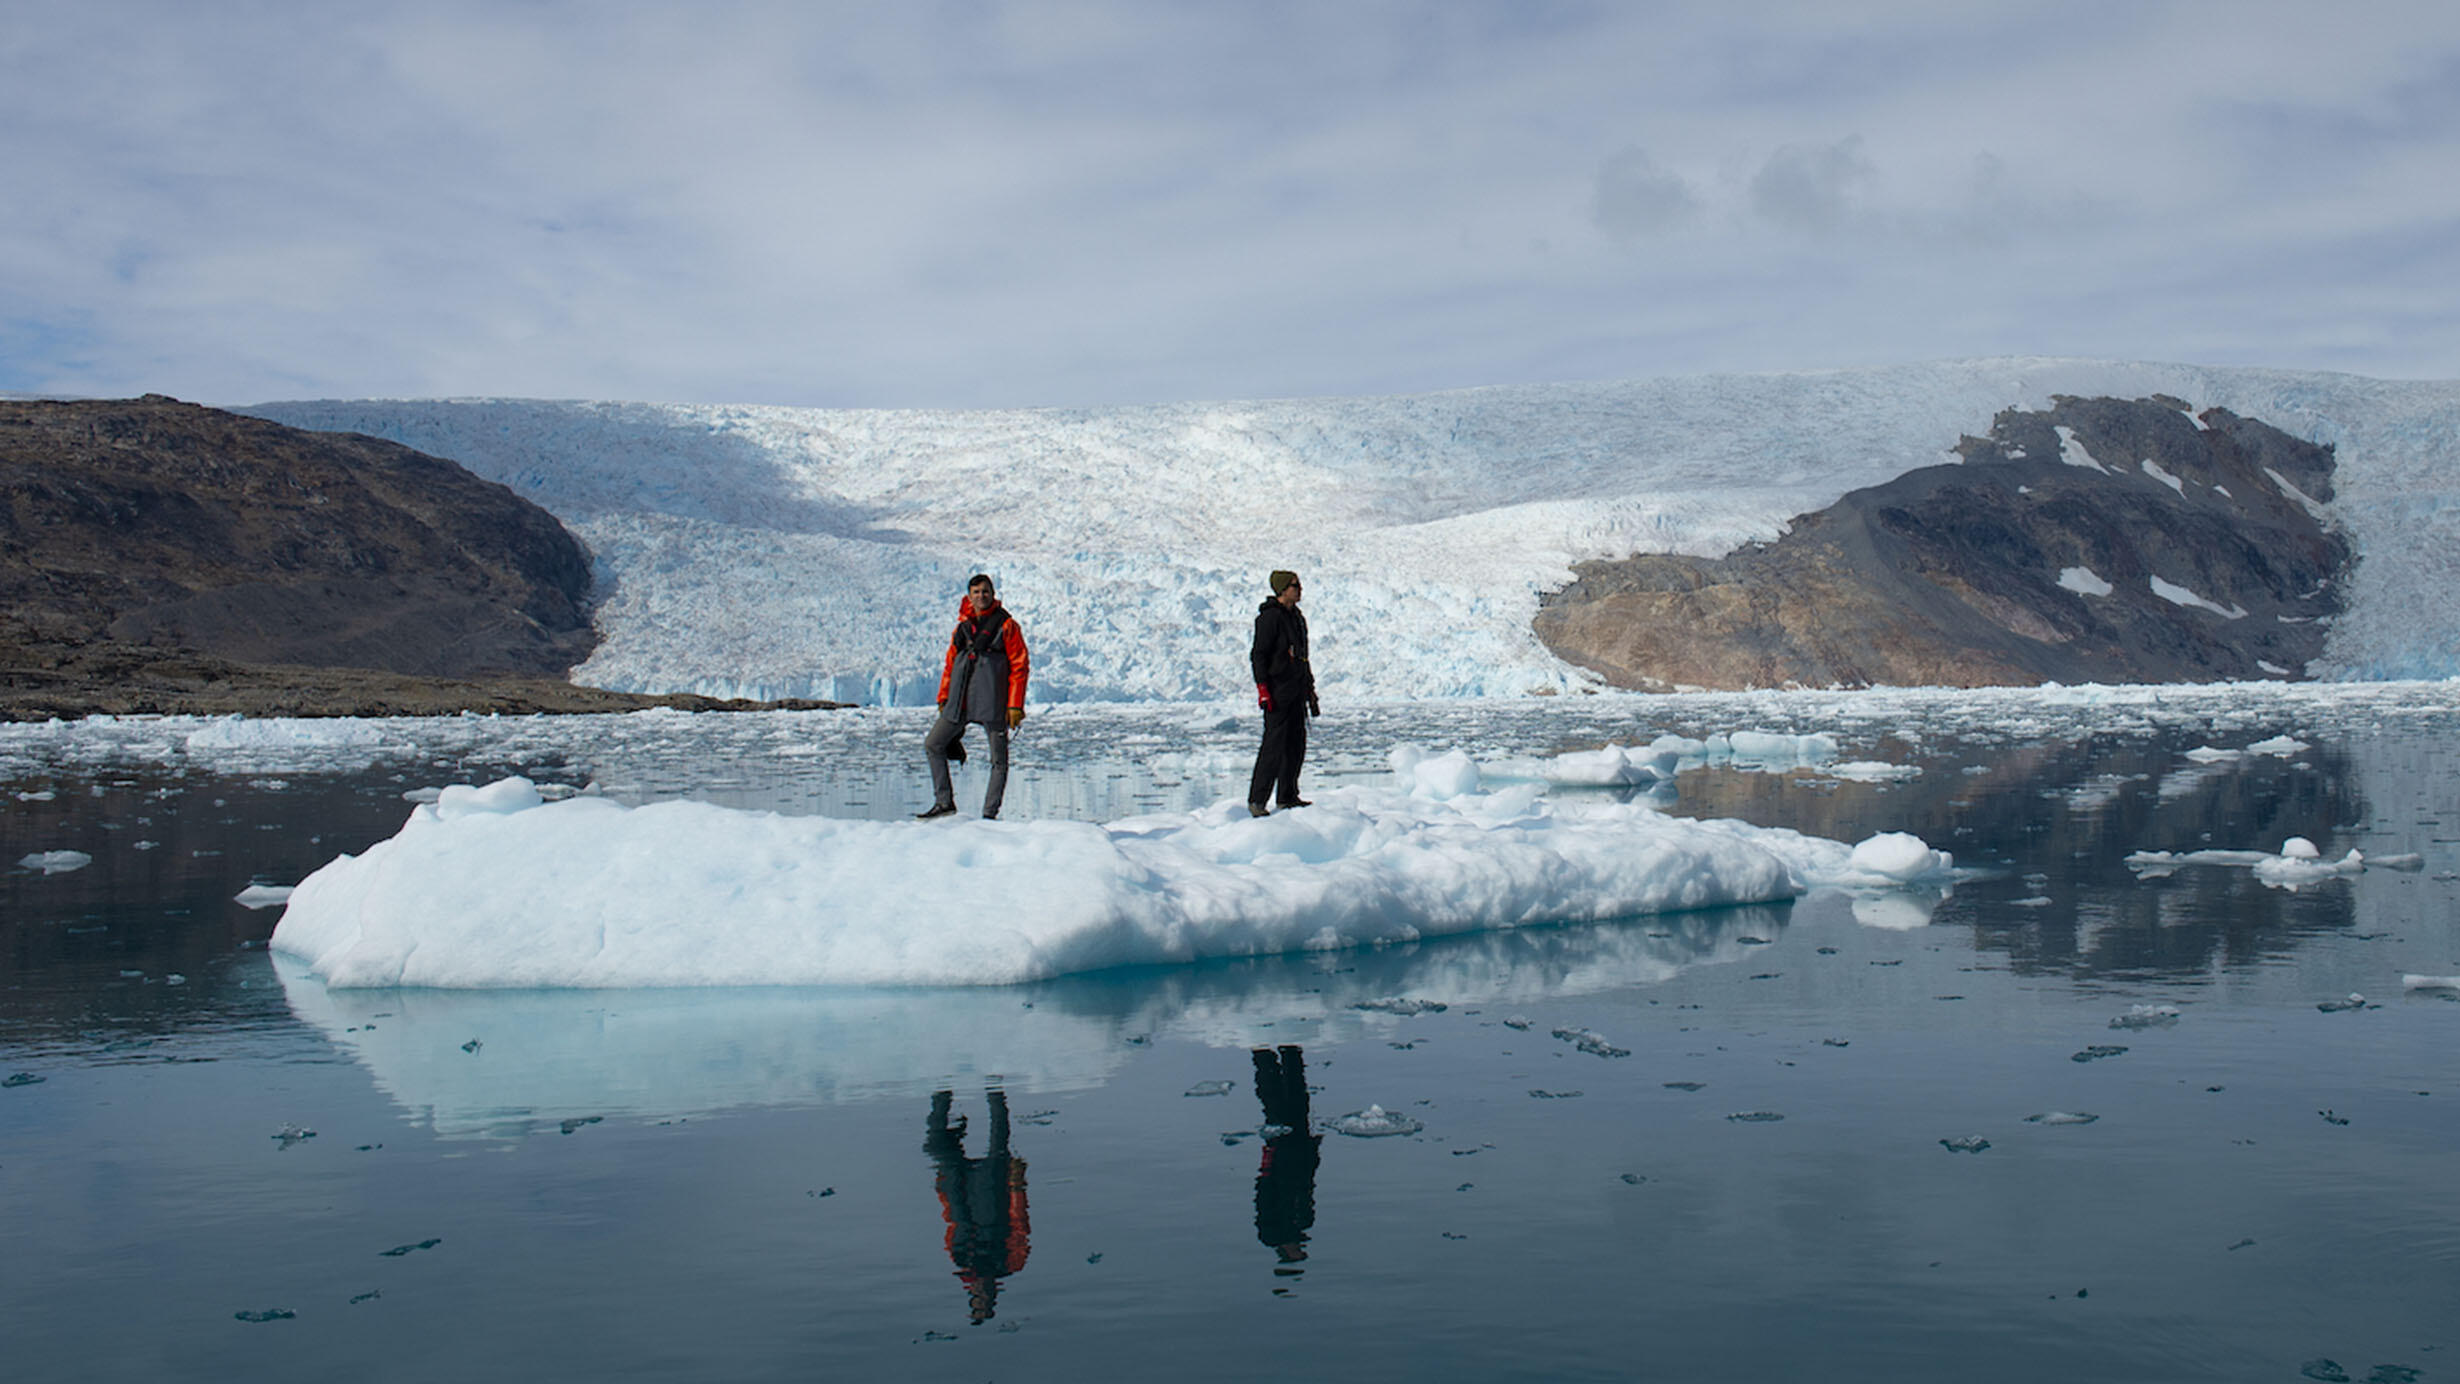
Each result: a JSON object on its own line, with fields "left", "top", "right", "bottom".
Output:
{"left": 1, "top": 395, "right": 597, "bottom": 674}
{"left": 0, "top": 396, "right": 843, "bottom": 717}
{"left": 1534, "top": 396, "right": 2349, "bottom": 690}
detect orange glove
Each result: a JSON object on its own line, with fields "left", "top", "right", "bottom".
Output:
{"left": 1007, "top": 707, "right": 1026, "bottom": 729}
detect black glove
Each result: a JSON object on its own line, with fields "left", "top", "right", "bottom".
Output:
{"left": 1306, "top": 694, "right": 1321, "bottom": 718}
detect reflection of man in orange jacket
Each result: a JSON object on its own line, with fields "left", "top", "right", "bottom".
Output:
{"left": 918, "top": 574, "right": 1031, "bottom": 821}
{"left": 925, "top": 1089, "right": 1031, "bottom": 1323}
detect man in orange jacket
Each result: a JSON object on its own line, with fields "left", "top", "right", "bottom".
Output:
{"left": 919, "top": 573, "right": 1030, "bottom": 820}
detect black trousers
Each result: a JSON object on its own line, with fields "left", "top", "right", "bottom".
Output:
{"left": 1248, "top": 701, "right": 1307, "bottom": 806}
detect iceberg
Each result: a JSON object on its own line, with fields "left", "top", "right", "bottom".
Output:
{"left": 270, "top": 774, "right": 1942, "bottom": 989}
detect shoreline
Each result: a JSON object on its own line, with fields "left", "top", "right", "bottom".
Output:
{"left": 0, "top": 638, "right": 848, "bottom": 721}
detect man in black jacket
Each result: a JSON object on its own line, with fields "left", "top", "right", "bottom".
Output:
{"left": 1248, "top": 569, "right": 1318, "bottom": 816}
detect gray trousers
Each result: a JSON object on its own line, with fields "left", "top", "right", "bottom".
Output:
{"left": 926, "top": 711, "right": 1010, "bottom": 818}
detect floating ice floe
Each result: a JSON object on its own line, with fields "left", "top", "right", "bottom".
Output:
{"left": 2125, "top": 837, "right": 2367, "bottom": 888}
{"left": 2025, "top": 1112, "right": 2100, "bottom": 1125}
{"left": 185, "top": 716, "right": 389, "bottom": 752}
{"left": 2109, "top": 1003, "right": 2181, "bottom": 1030}
{"left": 18, "top": 850, "right": 91, "bottom": 875}
{"left": 1551, "top": 1025, "right": 1630, "bottom": 1059}
{"left": 1352, "top": 997, "right": 1447, "bottom": 1016}
{"left": 1478, "top": 730, "right": 1841, "bottom": 789}
{"left": 273, "top": 772, "right": 1956, "bottom": 988}
{"left": 2401, "top": 974, "right": 2460, "bottom": 991}
{"left": 1823, "top": 761, "right": 1921, "bottom": 782}
{"left": 1183, "top": 1080, "right": 1235, "bottom": 1098}
{"left": 234, "top": 884, "right": 295, "bottom": 910}
{"left": 1326, "top": 1105, "right": 1421, "bottom": 1137}
{"left": 1939, "top": 1136, "right": 1991, "bottom": 1153}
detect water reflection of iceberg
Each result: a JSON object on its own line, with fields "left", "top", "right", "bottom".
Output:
{"left": 274, "top": 901, "right": 1793, "bottom": 1137}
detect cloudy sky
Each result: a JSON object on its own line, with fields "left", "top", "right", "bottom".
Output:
{"left": 6, "top": 0, "right": 2459, "bottom": 408}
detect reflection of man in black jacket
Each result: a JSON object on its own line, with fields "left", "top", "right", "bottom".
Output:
{"left": 1251, "top": 1045, "right": 1321, "bottom": 1266}
{"left": 1248, "top": 570, "right": 1319, "bottom": 817}
{"left": 925, "top": 1089, "right": 1031, "bottom": 1323}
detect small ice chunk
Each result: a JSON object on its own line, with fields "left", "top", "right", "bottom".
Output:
{"left": 2401, "top": 974, "right": 2460, "bottom": 991}
{"left": 1184, "top": 1080, "right": 1235, "bottom": 1097}
{"left": 1939, "top": 1135, "right": 1991, "bottom": 1153}
{"left": 1845, "top": 832, "right": 1952, "bottom": 883}
{"left": 402, "top": 787, "right": 444, "bottom": 803}
{"left": 1725, "top": 1111, "right": 1784, "bottom": 1123}
{"left": 1327, "top": 1104, "right": 1422, "bottom": 1137}
{"left": 1501, "top": 1015, "right": 1532, "bottom": 1031}
{"left": 1825, "top": 761, "right": 1921, "bottom": 782}
{"left": 3, "top": 1072, "right": 46, "bottom": 1088}
{"left": 271, "top": 1124, "right": 317, "bottom": 1147}
{"left": 2245, "top": 735, "right": 2309, "bottom": 756}
{"left": 2025, "top": 1111, "right": 2100, "bottom": 1125}
{"left": 1551, "top": 1025, "right": 1630, "bottom": 1058}
{"left": 2280, "top": 837, "right": 2321, "bottom": 860}
{"left": 19, "top": 850, "right": 92, "bottom": 875}
{"left": 2183, "top": 746, "right": 2242, "bottom": 764}
{"left": 430, "top": 778, "right": 545, "bottom": 821}
{"left": 2071, "top": 1044, "right": 2129, "bottom": 1063}
{"left": 234, "top": 884, "right": 295, "bottom": 910}
{"left": 2109, "top": 1003, "right": 2181, "bottom": 1030}
{"left": 2315, "top": 993, "right": 2366, "bottom": 1012}
{"left": 1352, "top": 997, "right": 1447, "bottom": 1016}
{"left": 233, "top": 1309, "right": 296, "bottom": 1323}
{"left": 2254, "top": 846, "right": 2364, "bottom": 888}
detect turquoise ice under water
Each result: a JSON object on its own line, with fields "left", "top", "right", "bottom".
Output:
{"left": 1, "top": 685, "right": 2455, "bottom": 1382}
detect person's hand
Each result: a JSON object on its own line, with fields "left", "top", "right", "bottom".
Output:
{"left": 937, "top": 698, "right": 947, "bottom": 707}
{"left": 1256, "top": 683, "right": 1274, "bottom": 712}
{"left": 1007, "top": 707, "right": 1026, "bottom": 729}
{"left": 1307, "top": 694, "right": 1321, "bottom": 718}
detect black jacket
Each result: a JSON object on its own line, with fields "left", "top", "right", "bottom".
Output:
{"left": 1250, "top": 600, "right": 1313, "bottom": 695}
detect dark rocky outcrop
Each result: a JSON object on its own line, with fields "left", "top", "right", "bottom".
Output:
{"left": 1535, "top": 396, "right": 2348, "bottom": 690}
{"left": 0, "top": 395, "right": 842, "bottom": 718}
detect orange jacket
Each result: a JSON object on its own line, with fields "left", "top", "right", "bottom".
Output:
{"left": 935, "top": 597, "right": 1030, "bottom": 711}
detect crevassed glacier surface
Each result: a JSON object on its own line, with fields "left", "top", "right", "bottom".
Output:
{"left": 244, "top": 358, "right": 2460, "bottom": 701}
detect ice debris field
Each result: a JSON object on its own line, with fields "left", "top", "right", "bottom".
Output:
{"left": 245, "top": 358, "right": 2460, "bottom": 704}
{"left": 271, "top": 753, "right": 1954, "bottom": 989}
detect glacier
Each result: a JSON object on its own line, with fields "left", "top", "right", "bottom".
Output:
{"left": 243, "top": 358, "right": 2460, "bottom": 703}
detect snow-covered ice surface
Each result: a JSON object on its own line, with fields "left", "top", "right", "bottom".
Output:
{"left": 269, "top": 774, "right": 1941, "bottom": 989}
{"left": 243, "top": 359, "right": 2460, "bottom": 703}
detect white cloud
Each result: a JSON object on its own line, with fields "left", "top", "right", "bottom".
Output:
{"left": 1749, "top": 135, "right": 1875, "bottom": 233}
{"left": 1592, "top": 146, "right": 1700, "bottom": 241}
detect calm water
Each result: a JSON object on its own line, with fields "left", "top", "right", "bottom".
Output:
{"left": 3, "top": 687, "right": 2457, "bottom": 1382}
